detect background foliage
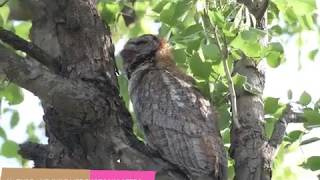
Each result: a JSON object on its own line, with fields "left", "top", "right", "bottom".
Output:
{"left": 0, "top": 0, "right": 319, "bottom": 179}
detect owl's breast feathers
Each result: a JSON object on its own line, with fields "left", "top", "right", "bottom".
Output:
{"left": 129, "top": 65, "right": 227, "bottom": 178}
{"left": 124, "top": 35, "right": 227, "bottom": 179}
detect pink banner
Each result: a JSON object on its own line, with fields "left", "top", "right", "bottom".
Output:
{"left": 90, "top": 170, "right": 156, "bottom": 180}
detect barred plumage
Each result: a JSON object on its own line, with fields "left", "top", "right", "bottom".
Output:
{"left": 121, "top": 34, "right": 227, "bottom": 179}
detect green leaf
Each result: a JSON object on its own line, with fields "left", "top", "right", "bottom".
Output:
{"left": 0, "top": 83, "right": 24, "bottom": 105}
{"left": 266, "top": 51, "right": 282, "bottom": 68}
{"left": 264, "top": 42, "right": 284, "bottom": 68}
{"left": 241, "top": 28, "right": 266, "bottom": 40}
{"left": 217, "top": 104, "right": 231, "bottom": 130}
{"left": 230, "top": 29, "right": 265, "bottom": 57}
{"left": 153, "top": 0, "right": 170, "bottom": 13}
{"left": 264, "top": 97, "right": 281, "bottom": 114}
{"left": 196, "top": 81, "right": 210, "bottom": 98}
{"left": 270, "top": 25, "right": 282, "bottom": 35}
{"left": 267, "top": 42, "right": 284, "bottom": 53}
{"left": 265, "top": 118, "right": 277, "bottom": 138}
{"left": 158, "top": 24, "right": 171, "bottom": 38}
{"left": 315, "top": 99, "right": 320, "bottom": 110}
{"left": 211, "top": 81, "right": 228, "bottom": 105}
{"left": 299, "top": 15, "right": 314, "bottom": 30}
{"left": 208, "top": 11, "right": 225, "bottom": 29}
{"left": 10, "top": 110, "right": 20, "bottom": 129}
{"left": 272, "top": 0, "right": 316, "bottom": 16}
{"left": 301, "top": 156, "right": 320, "bottom": 171}
{"left": 160, "top": 3, "right": 176, "bottom": 26}
{"left": 1, "top": 140, "right": 19, "bottom": 158}
{"left": 231, "top": 36, "right": 261, "bottom": 57}
{"left": 284, "top": 8, "right": 298, "bottom": 24}
{"left": 201, "top": 43, "right": 221, "bottom": 60}
{"left": 180, "top": 24, "right": 203, "bottom": 37}
{"left": 26, "top": 123, "right": 39, "bottom": 143}
{"left": 227, "top": 159, "right": 235, "bottom": 179}
{"left": 186, "top": 37, "right": 202, "bottom": 51}
{"left": 0, "top": 5, "right": 9, "bottom": 25}
{"left": 14, "top": 21, "right": 32, "bottom": 40}
{"left": 100, "top": 3, "right": 120, "bottom": 24}
{"left": 308, "top": 49, "right": 318, "bottom": 61}
{"left": 299, "top": 91, "right": 312, "bottom": 106}
{"left": 118, "top": 74, "right": 130, "bottom": 109}
{"left": 0, "top": 127, "right": 7, "bottom": 140}
{"left": 300, "top": 137, "right": 320, "bottom": 145}
{"left": 0, "top": 13, "right": 3, "bottom": 26}
{"left": 303, "top": 109, "right": 320, "bottom": 126}
{"left": 290, "top": 0, "right": 316, "bottom": 16}
{"left": 173, "top": 1, "right": 191, "bottom": 21}
{"left": 232, "top": 73, "right": 247, "bottom": 90}
{"left": 173, "top": 48, "right": 186, "bottom": 64}
{"left": 189, "top": 53, "right": 211, "bottom": 80}
{"left": 230, "top": 49, "right": 242, "bottom": 60}
{"left": 175, "top": 24, "right": 203, "bottom": 51}
{"left": 285, "top": 130, "right": 303, "bottom": 143}
{"left": 221, "top": 128, "right": 230, "bottom": 144}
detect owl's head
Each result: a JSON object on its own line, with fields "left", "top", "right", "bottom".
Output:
{"left": 120, "top": 34, "right": 163, "bottom": 79}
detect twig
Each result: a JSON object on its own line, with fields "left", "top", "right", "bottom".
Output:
{"left": 218, "top": 32, "right": 241, "bottom": 129}
{"left": 269, "top": 104, "right": 304, "bottom": 148}
{"left": 0, "top": 0, "right": 9, "bottom": 7}
{"left": 202, "top": 11, "right": 241, "bottom": 129}
{"left": 0, "top": 27, "right": 60, "bottom": 72}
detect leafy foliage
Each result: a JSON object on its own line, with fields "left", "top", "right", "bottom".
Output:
{"left": 1, "top": 140, "right": 19, "bottom": 158}
{"left": 0, "top": 83, "right": 24, "bottom": 105}
{"left": 301, "top": 156, "right": 320, "bottom": 171}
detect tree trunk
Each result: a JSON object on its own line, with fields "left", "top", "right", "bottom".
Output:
{"left": 230, "top": 58, "right": 270, "bottom": 180}
{"left": 229, "top": 1, "right": 296, "bottom": 180}
{"left": 230, "top": 0, "right": 270, "bottom": 179}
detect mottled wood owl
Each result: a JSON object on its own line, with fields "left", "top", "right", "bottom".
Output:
{"left": 120, "top": 34, "right": 227, "bottom": 179}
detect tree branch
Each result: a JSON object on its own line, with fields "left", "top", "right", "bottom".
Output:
{"left": 0, "top": 43, "right": 186, "bottom": 179}
{"left": 269, "top": 104, "right": 304, "bottom": 148}
{"left": 0, "top": 44, "right": 95, "bottom": 111}
{"left": 0, "top": 28, "right": 60, "bottom": 72}
{"left": 19, "top": 142, "right": 48, "bottom": 168}
{"left": 0, "top": 0, "right": 9, "bottom": 7}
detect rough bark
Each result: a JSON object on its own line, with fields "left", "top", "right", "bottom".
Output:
{"left": 230, "top": 58, "right": 269, "bottom": 180}
{"left": 230, "top": 1, "right": 303, "bottom": 180}
{"left": 230, "top": 1, "right": 270, "bottom": 179}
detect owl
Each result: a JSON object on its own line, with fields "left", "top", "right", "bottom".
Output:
{"left": 120, "top": 34, "right": 227, "bottom": 179}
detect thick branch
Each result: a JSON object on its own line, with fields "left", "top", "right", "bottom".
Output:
{"left": 269, "top": 104, "right": 304, "bottom": 148}
{"left": 231, "top": 58, "right": 267, "bottom": 180}
{"left": 0, "top": 28, "right": 60, "bottom": 72}
{"left": 0, "top": 44, "right": 95, "bottom": 111}
{"left": 19, "top": 142, "right": 48, "bottom": 168}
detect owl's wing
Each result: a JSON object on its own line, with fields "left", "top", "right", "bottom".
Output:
{"left": 129, "top": 66, "right": 227, "bottom": 177}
